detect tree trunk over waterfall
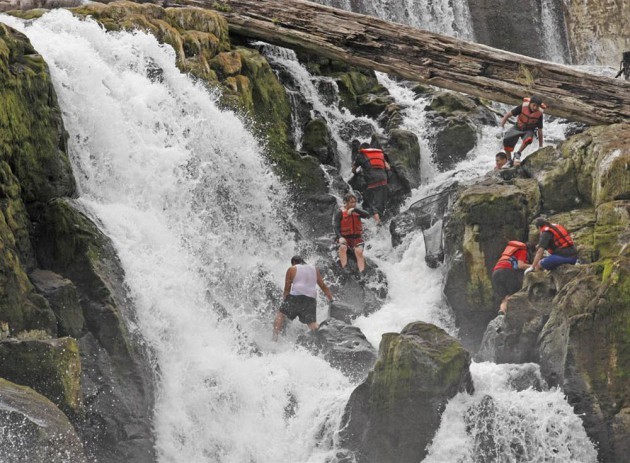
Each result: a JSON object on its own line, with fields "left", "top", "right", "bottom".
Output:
{"left": 6, "top": 0, "right": 629, "bottom": 124}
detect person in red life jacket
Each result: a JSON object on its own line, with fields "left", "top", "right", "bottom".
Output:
{"left": 525, "top": 218, "right": 578, "bottom": 274}
{"left": 352, "top": 147, "right": 391, "bottom": 226}
{"left": 495, "top": 152, "right": 508, "bottom": 170}
{"left": 272, "top": 255, "right": 333, "bottom": 341}
{"left": 334, "top": 193, "right": 371, "bottom": 273}
{"left": 492, "top": 241, "right": 531, "bottom": 314}
{"left": 500, "top": 95, "right": 545, "bottom": 167}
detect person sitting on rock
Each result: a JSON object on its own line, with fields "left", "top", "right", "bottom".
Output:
{"left": 525, "top": 218, "right": 578, "bottom": 274}
{"left": 500, "top": 95, "right": 545, "bottom": 167}
{"left": 272, "top": 255, "right": 333, "bottom": 341}
{"left": 492, "top": 240, "right": 531, "bottom": 314}
{"left": 334, "top": 192, "right": 371, "bottom": 273}
{"left": 494, "top": 152, "right": 508, "bottom": 170}
{"left": 352, "top": 147, "right": 391, "bottom": 226}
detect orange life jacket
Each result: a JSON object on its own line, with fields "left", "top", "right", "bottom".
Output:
{"left": 340, "top": 208, "right": 362, "bottom": 238}
{"left": 541, "top": 224, "right": 574, "bottom": 252}
{"left": 360, "top": 148, "right": 386, "bottom": 169}
{"left": 493, "top": 241, "right": 528, "bottom": 271}
{"left": 516, "top": 98, "right": 546, "bottom": 131}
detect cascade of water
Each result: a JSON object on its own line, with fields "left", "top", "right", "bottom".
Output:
{"left": 312, "top": 0, "right": 475, "bottom": 40}
{"left": 258, "top": 43, "right": 380, "bottom": 176}
{"left": 540, "top": 0, "right": 571, "bottom": 63}
{"left": 2, "top": 11, "right": 353, "bottom": 463}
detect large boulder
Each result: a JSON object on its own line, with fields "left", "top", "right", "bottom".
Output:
{"left": 338, "top": 322, "right": 473, "bottom": 463}
{"left": 0, "top": 378, "right": 87, "bottom": 463}
{"left": 297, "top": 318, "right": 377, "bottom": 382}
{"left": 443, "top": 176, "right": 540, "bottom": 351}
{"left": 0, "top": 337, "right": 82, "bottom": 418}
{"left": 301, "top": 117, "right": 338, "bottom": 166}
{"left": 425, "top": 91, "right": 497, "bottom": 171}
{"left": 34, "top": 199, "right": 155, "bottom": 463}
{"left": 536, "top": 258, "right": 630, "bottom": 462}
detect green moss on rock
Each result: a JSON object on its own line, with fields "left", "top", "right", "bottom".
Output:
{"left": 0, "top": 337, "right": 82, "bottom": 417}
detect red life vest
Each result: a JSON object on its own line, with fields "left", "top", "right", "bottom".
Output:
{"left": 360, "top": 148, "right": 386, "bottom": 169}
{"left": 541, "top": 224, "right": 574, "bottom": 253}
{"left": 516, "top": 98, "right": 546, "bottom": 131}
{"left": 493, "top": 241, "right": 528, "bottom": 271}
{"left": 340, "top": 208, "right": 362, "bottom": 238}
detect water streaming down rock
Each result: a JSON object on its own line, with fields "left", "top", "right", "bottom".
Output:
{"left": 1, "top": 5, "right": 600, "bottom": 463}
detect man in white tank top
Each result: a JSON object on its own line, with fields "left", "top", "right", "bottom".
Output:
{"left": 272, "top": 256, "right": 333, "bottom": 341}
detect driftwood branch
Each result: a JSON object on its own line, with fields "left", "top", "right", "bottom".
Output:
{"left": 5, "top": 0, "right": 629, "bottom": 125}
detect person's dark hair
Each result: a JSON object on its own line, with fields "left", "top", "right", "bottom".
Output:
{"left": 530, "top": 95, "right": 543, "bottom": 105}
{"left": 343, "top": 192, "right": 357, "bottom": 203}
{"left": 291, "top": 255, "right": 305, "bottom": 265}
{"left": 496, "top": 152, "right": 507, "bottom": 160}
{"left": 534, "top": 217, "right": 550, "bottom": 228}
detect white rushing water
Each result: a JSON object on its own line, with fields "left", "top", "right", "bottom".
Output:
{"left": 1, "top": 5, "right": 597, "bottom": 463}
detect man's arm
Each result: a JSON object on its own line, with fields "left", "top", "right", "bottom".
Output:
{"left": 283, "top": 267, "right": 295, "bottom": 298}
{"left": 530, "top": 247, "right": 545, "bottom": 271}
{"left": 316, "top": 269, "right": 333, "bottom": 301}
{"left": 500, "top": 106, "right": 520, "bottom": 127}
{"left": 351, "top": 207, "right": 371, "bottom": 219}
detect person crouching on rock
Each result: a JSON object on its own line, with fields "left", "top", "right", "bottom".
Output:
{"left": 492, "top": 240, "right": 531, "bottom": 314}
{"left": 334, "top": 192, "right": 371, "bottom": 274}
{"left": 525, "top": 218, "right": 578, "bottom": 275}
{"left": 272, "top": 255, "right": 333, "bottom": 342}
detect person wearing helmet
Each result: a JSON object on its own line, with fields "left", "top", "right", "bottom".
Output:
{"left": 500, "top": 95, "right": 546, "bottom": 166}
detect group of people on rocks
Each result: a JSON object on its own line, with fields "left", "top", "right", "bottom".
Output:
{"left": 492, "top": 218, "right": 578, "bottom": 314}
{"left": 273, "top": 145, "right": 391, "bottom": 340}
{"left": 273, "top": 93, "right": 574, "bottom": 338}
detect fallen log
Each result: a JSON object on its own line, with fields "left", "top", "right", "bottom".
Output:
{"left": 3, "top": 0, "right": 629, "bottom": 124}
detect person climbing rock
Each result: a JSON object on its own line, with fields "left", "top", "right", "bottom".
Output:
{"left": 334, "top": 192, "right": 371, "bottom": 273}
{"left": 352, "top": 147, "right": 391, "bottom": 225}
{"left": 494, "top": 152, "right": 508, "bottom": 170}
{"left": 272, "top": 255, "right": 333, "bottom": 341}
{"left": 614, "top": 51, "right": 630, "bottom": 80}
{"left": 491, "top": 240, "right": 531, "bottom": 314}
{"left": 500, "top": 95, "right": 545, "bottom": 166}
{"left": 525, "top": 218, "right": 578, "bottom": 274}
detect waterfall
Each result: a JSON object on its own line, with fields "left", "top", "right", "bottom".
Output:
{"left": 2, "top": 11, "right": 353, "bottom": 463}
{"left": 1, "top": 4, "right": 597, "bottom": 462}
{"left": 540, "top": 0, "right": 572, "bottom": 63}
{"left": 312, "top": 0, "right": 475, "bottom": 40}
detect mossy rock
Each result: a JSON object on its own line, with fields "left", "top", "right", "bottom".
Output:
{"left": 334, "top": 70, "right": 389, "bottom": 115}
{"left": 383, "top": 129, "right": 421, "bottom": 189}
{"left": 301, "top": 117, "right": 336, "bottom": 165}
{"left": 0, "top": 23, "right": 75, "bottom": 204}
{"left": 430, "top": 117, "right": 477, "bottom": 171}
{"left": 0, "top": 378, "right": 87, "bottom": 463}
{"left": 594, "top": 201, "right": 630, "bottom": 259}
{"left": 209, "top": 50, "right": 242, "bottom": 78}
{"left": 339, "top": 322, "right": 472, "bottom": 463}
{"left": 0, "top": 337, "right": 82, "bottom": 417}
{"left": 356, "top": 93, "right": 396, "bottom": 118}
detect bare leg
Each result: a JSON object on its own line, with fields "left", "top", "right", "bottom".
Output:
{"left": 499, "top": 296, "right": 509, "bottom": 314}
{"left": 307, "top": 322, "right": 319, "bottom": 331}
{"left": 339, "top": 243, "right": 348, "bottom": 268}
{"left": 373, "top": 213, "right": 381, "bottom": 226}
{"left": 355, "top": 247, "right": 366, "bottom": 273}
{"left": 272, "top": 312, "right": 286, "bottom": 341}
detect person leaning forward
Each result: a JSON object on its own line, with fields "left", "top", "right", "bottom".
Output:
{"left": 352, "top": 147, "right": 390, "bottom": 226}
{"left": 500, "top": 95, "right": 545, "bottom": 166}
{"left": 334, "top": 192, "right": 371, "bottom": 273}
{"left": 272, "top": 255, "right": 333, "bottom": 341}
{"left": 525, "top": 218, "right": 578, "bottom": 275}
{"left": 492, "top": 240, "right": 531, "bottom": 314}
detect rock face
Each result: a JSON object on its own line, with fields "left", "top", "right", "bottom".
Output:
{"left": 0, "top": 24, "right": 155, "bottom": 463}
{"left": 454, "top": 123, "right": 630, "bottom": 462}
{"left": 0, "top": 378, "right": 87, "bottom": 463}
{"left": 339, "top": 322, "right": 473, "bottom": 463}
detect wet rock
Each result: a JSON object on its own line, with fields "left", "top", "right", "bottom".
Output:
{"left": 301, "top": 117, "right": 338, "bottom": 166}
{"left": 297, "top": 318, "right": 376, "bottom": 382}
{"left": 0, "top": 378, "right": 87, "bottom": 463}
{"left": 339, "top": 322, "right": 473, "bottom": 463}
{"left": 0, "top": 337, "right": 82, "bottom": 418}
{"left": 30, "top": 269, "right": 85, "bottom": 338}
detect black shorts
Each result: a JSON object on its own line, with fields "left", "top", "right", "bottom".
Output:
{"left": 492, "top": 268, "right": 523, "bottom": 299}
{"left": 365, "top": 184, "right": 388, "bottom": 216}
{"left": 503, "top": 126, "right": 535, "bottom": 151}
{"left": 280, "top": 295, "right": 317, "bottom": 324}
